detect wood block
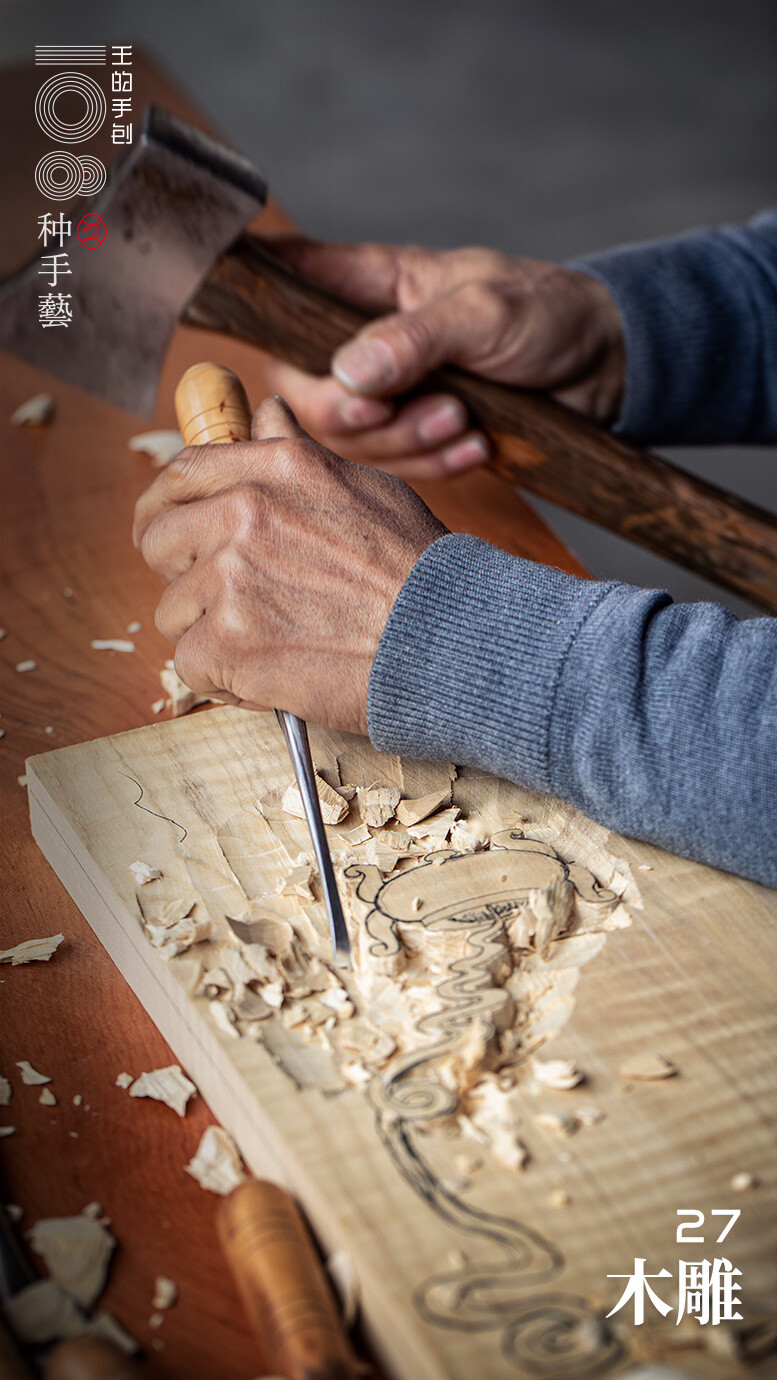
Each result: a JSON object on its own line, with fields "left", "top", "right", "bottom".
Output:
{"left": 26, "top": 707, "right": 777, "bottom": 1379}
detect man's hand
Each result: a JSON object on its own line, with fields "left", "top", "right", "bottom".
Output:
{"left": 133, "top": 396, "right": 446, "bottom": 733}
{"left": 263, "top": 238, "right": 625, "bottom": 480}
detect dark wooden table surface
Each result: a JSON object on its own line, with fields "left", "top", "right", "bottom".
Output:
{"left": 0, "top": 52, "right": 585, "bottom": 1379}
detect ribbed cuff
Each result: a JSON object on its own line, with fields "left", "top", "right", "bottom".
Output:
{"left": 367, "top": 533, "right": 615, "bottom": 792}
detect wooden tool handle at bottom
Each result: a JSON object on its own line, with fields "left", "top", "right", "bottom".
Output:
{"left": 43, "top": 1337, "right": 149, "bottom": 1380}
{"left": 217, "top": 1181, "right": 369, "bottom": 1380}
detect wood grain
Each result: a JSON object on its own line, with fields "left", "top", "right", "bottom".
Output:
{"left": 25, "top": 707, "right": 777, "bottom": 1380}
{"left": 185, "top": 234, "right": 777, "bottom": 611}
{"left": 0, "top": 54, "right": 584, "bottom": 1380}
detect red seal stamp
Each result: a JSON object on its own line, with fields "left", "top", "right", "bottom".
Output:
{"left": 76, "top": 213, "right": 107, "bottom": 247}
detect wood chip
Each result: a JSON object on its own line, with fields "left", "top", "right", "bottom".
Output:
{"left": 533, "top": 1109, "right": 579, "bottom": 1136}
{"left": 0, "top": 933, "right": 63, "bottom": 965}
{"left": 91, "top": 639, "right": 136, "bottom": 653}
{"left": 208, "top": 1001, "right": 240, "bottom": 1039}
{"left": 151, "top": 699, "right": 166, "bottom": 714}
{"left": 5, "top": 1279, "right": 84, "bottom": 1343}
{"left": 12, "top": 393, "right": 55, "bottom": 426}
{"left": 152, "top": 1276, "right": 178, "bottom": 1310}
{"left": 129, "top": 861, "right": 162, "bottom": 886}
{"left": 6, "top": 1203, "right": 23, "bottom": 1222}
{"left": 532, "top": 1058, "right": 584, "bottom": 1090}
{"left": 27, "top": 1214, "right": 116, "bottom": 1307}
{"left": 128, "top": 430, "right": 184, "bottom": 467}
{"left": 396, "top": 787, "right": 451, "bottom": 827}
{"left": 357, "top": 783, "right": 401, "bottom": 828}
{"left": 185, "top": 1126, "right": 246, "bottom": 1195}
{"left": 115, "top": 1072, "right": 133, "bottom": 1089}
{"left": 730, "top": 1172, "right": 758, "bottom": 1192}
{"left": 17, "top": 1061, "right": 51, "bottom": 1086}
{"left": 282, "top": 778, "right": 349, "bottom": 826}
{"left": 406, "top": 806, "right": 460, "bottom": 842}
{"left": 160, "top": 661, "right": 211, "bottom": 716}
{"left": 0, "top": 1126, "right": 15, "bottom": 1137}
{"left": 15, "top": 660, "right": 37, "bottom": 673}
{"left": 39, "top": 1087, "right": 57, "bottom": 1106}
{"left": 128, "top": 1065, "right": 197, "bottom": 1117}
{"left": 619, "top": 1053, "right": 678, "bottom": 1081}
{"left": 0, "top": 1076, "right": 11, "bottom": 1106}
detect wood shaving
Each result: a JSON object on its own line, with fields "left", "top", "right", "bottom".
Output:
{"left": 577, "top": 1105, "right": 605, "bottom": 1126}
{"left": 12, "top": 393, "right": 55, "bottom": 426}
{"left": 153, "top": 1276, "right": 178, "bottom": 1310}
{"left": 327, "top": 1249, "right": 360, "bottom": 1327}
{"left": 149, "top": 1312, "right": 165, "bottom": 1328}
{"left": 17, "top": 1061, "right": 51, "bottom": 1085}
{"left": 730, "top": 1172, "right": 758, "bottom": 1192}
{"left": 282, "top": 778, "right": 349, "bottom": 826}
{"left": 86, "top": 1312, "right": 138, "bottom": 1353}
{"left": 128, "top": 1065, "right": 197, "bottom": 1117}
{"left": 6, "top": 1203, "right": 23, "bottom": 1222}
{"left": 0, "top": 1126, "right": 15, "bottom": 1137}
{"left": 28, "top": 1214, "right": 116, "bottom": 1307}
{"left": 152, "top": 698, "right": 166, "bottom": 714}
{"left": 115, "top": 1072, "right": 133, "bottom": 1089}
{"left": 0, "top": 933, "right": 64, "bottom": 965}
{"left": 619, "top": 1053, "right": 678, "bottom": 1081}
{"left": 406, "top": 806, "right": 460, "bottom": 842}
{"left": 129, "top": 861, "right": 162, "bottom": 885}
{"left": 357, "top": 783, "right": 401, "bottom": 828}
{"left": 127, "top": 430, "right": 184, "bottom": 467}
{"left": 209, "top": 1002, "right": 240, "bottom": 1038}
{"left": 396, "top": 787, "right": 451, "bottom": 827}
{"left": 276, "top": 863, "right": 314, "bottom": 901}
{"left": 532, "top": 1057, "right": 584, "bottom": 1090}
{"left": 91, "top": 639, "right": 136, "bottom": 653}
{"left": 0, "top": 1076, "right": 11, "bottom": 1106}
{"left": 126, "top": 621, "right": 142, "bottom": 634}
{"left": 185, "top": 1125, "right": 246, "bottom": 1195}
{"left": 449, "top": 816, "right": 488, "bottom": 852}
{"left": 16, "top": 660, "right": 37, "bottom": 673}
{"left": 73, "top": 1094, "right": 83, "bottom": 1106}
{"left": 39, "top": 1087, "right": 57, "bottom": 1106}
{"left": 81, "top": 1203, "right": 102, "bottom": 1219}
{"left": 18, "top": 775, "right": 28, "bottom": 787}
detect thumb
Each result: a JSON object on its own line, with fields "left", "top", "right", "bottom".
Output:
{"left": 251, "top": 393, "right": 306, "bottom": 441}
{"left": 331, "top": 288, "right": 494, "bottom": 397}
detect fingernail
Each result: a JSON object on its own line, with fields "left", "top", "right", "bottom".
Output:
{"left": 442, "top": 433, "right": 490, "bottom": 470}
{"left": 333, "top": 338, "right": 399, "bottom": 392}
{"left": 338, "top": 394, "right": 393, "bottom": 429}
{"left": 416, "top": 399, "right": 467, "bottom": 445}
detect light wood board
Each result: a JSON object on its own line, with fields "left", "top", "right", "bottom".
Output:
{"left": 27, "top": 707, "right": 777, "bottom": 1379}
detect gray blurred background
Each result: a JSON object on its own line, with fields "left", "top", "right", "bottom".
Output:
{"left": 3, "top": 0, "right": 775, "bottom": 614}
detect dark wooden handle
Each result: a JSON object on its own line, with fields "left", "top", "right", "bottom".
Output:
{"left": 184, "top": 234, "right": 777, "bottom": 612}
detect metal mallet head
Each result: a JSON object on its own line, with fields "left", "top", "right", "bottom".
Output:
{"left": 0, "top": 106, "right": 267, "bottom": 417}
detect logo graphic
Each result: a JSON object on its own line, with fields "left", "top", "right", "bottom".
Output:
{"left": 76, "top": 213, "right": 107, "bottom": 246}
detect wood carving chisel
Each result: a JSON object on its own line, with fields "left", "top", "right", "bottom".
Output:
{"left": 174, "top": 362, "right": 352, "bottom": 967}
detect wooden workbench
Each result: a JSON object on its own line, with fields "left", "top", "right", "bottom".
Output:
{"left": 0, "top": 53, "right": 586, "bottom": 1378}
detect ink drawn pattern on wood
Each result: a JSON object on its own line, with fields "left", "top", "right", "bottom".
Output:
{"left": 27, "top": 708, "right": 777, "bottom": 1380}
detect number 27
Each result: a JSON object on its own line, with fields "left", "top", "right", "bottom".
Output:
{"left": 676, "top": 1209, "right": 740, "bottom": 1243}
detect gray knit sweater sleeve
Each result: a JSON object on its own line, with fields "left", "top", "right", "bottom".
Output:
{"left": 368, "top": 535, "right": 777, "bottom": 886}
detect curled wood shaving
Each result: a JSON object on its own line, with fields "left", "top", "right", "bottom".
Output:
{"left": 17, "top": 1061, "right": 51, "bottom": 1086}
{"left": 128, "top": 1065, "right": 197, "bottom": 1117}
{"left": 0, "top": 933, "right": 64, "bottom": 965}
{"left": 185, "top": 1126, "right": 246, "bottom": 1195}
{"left": 91, "top": 639, "right": 135, "bottom": 653}
{"left": 127, "top": 430, "right": 184, "bottom": 467}
{"left": 27, "top": 1214, "right": 117, "bottom": 1307}
{"left": 619, "top": 1053, "right": 678, "bottom": 1081}
{"left": 12, "top": 393, "right": 55, "bottom": 426}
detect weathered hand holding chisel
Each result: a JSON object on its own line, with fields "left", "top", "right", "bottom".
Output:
{"left": 2, "top": 106, "right": 776, "bottom": 610}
